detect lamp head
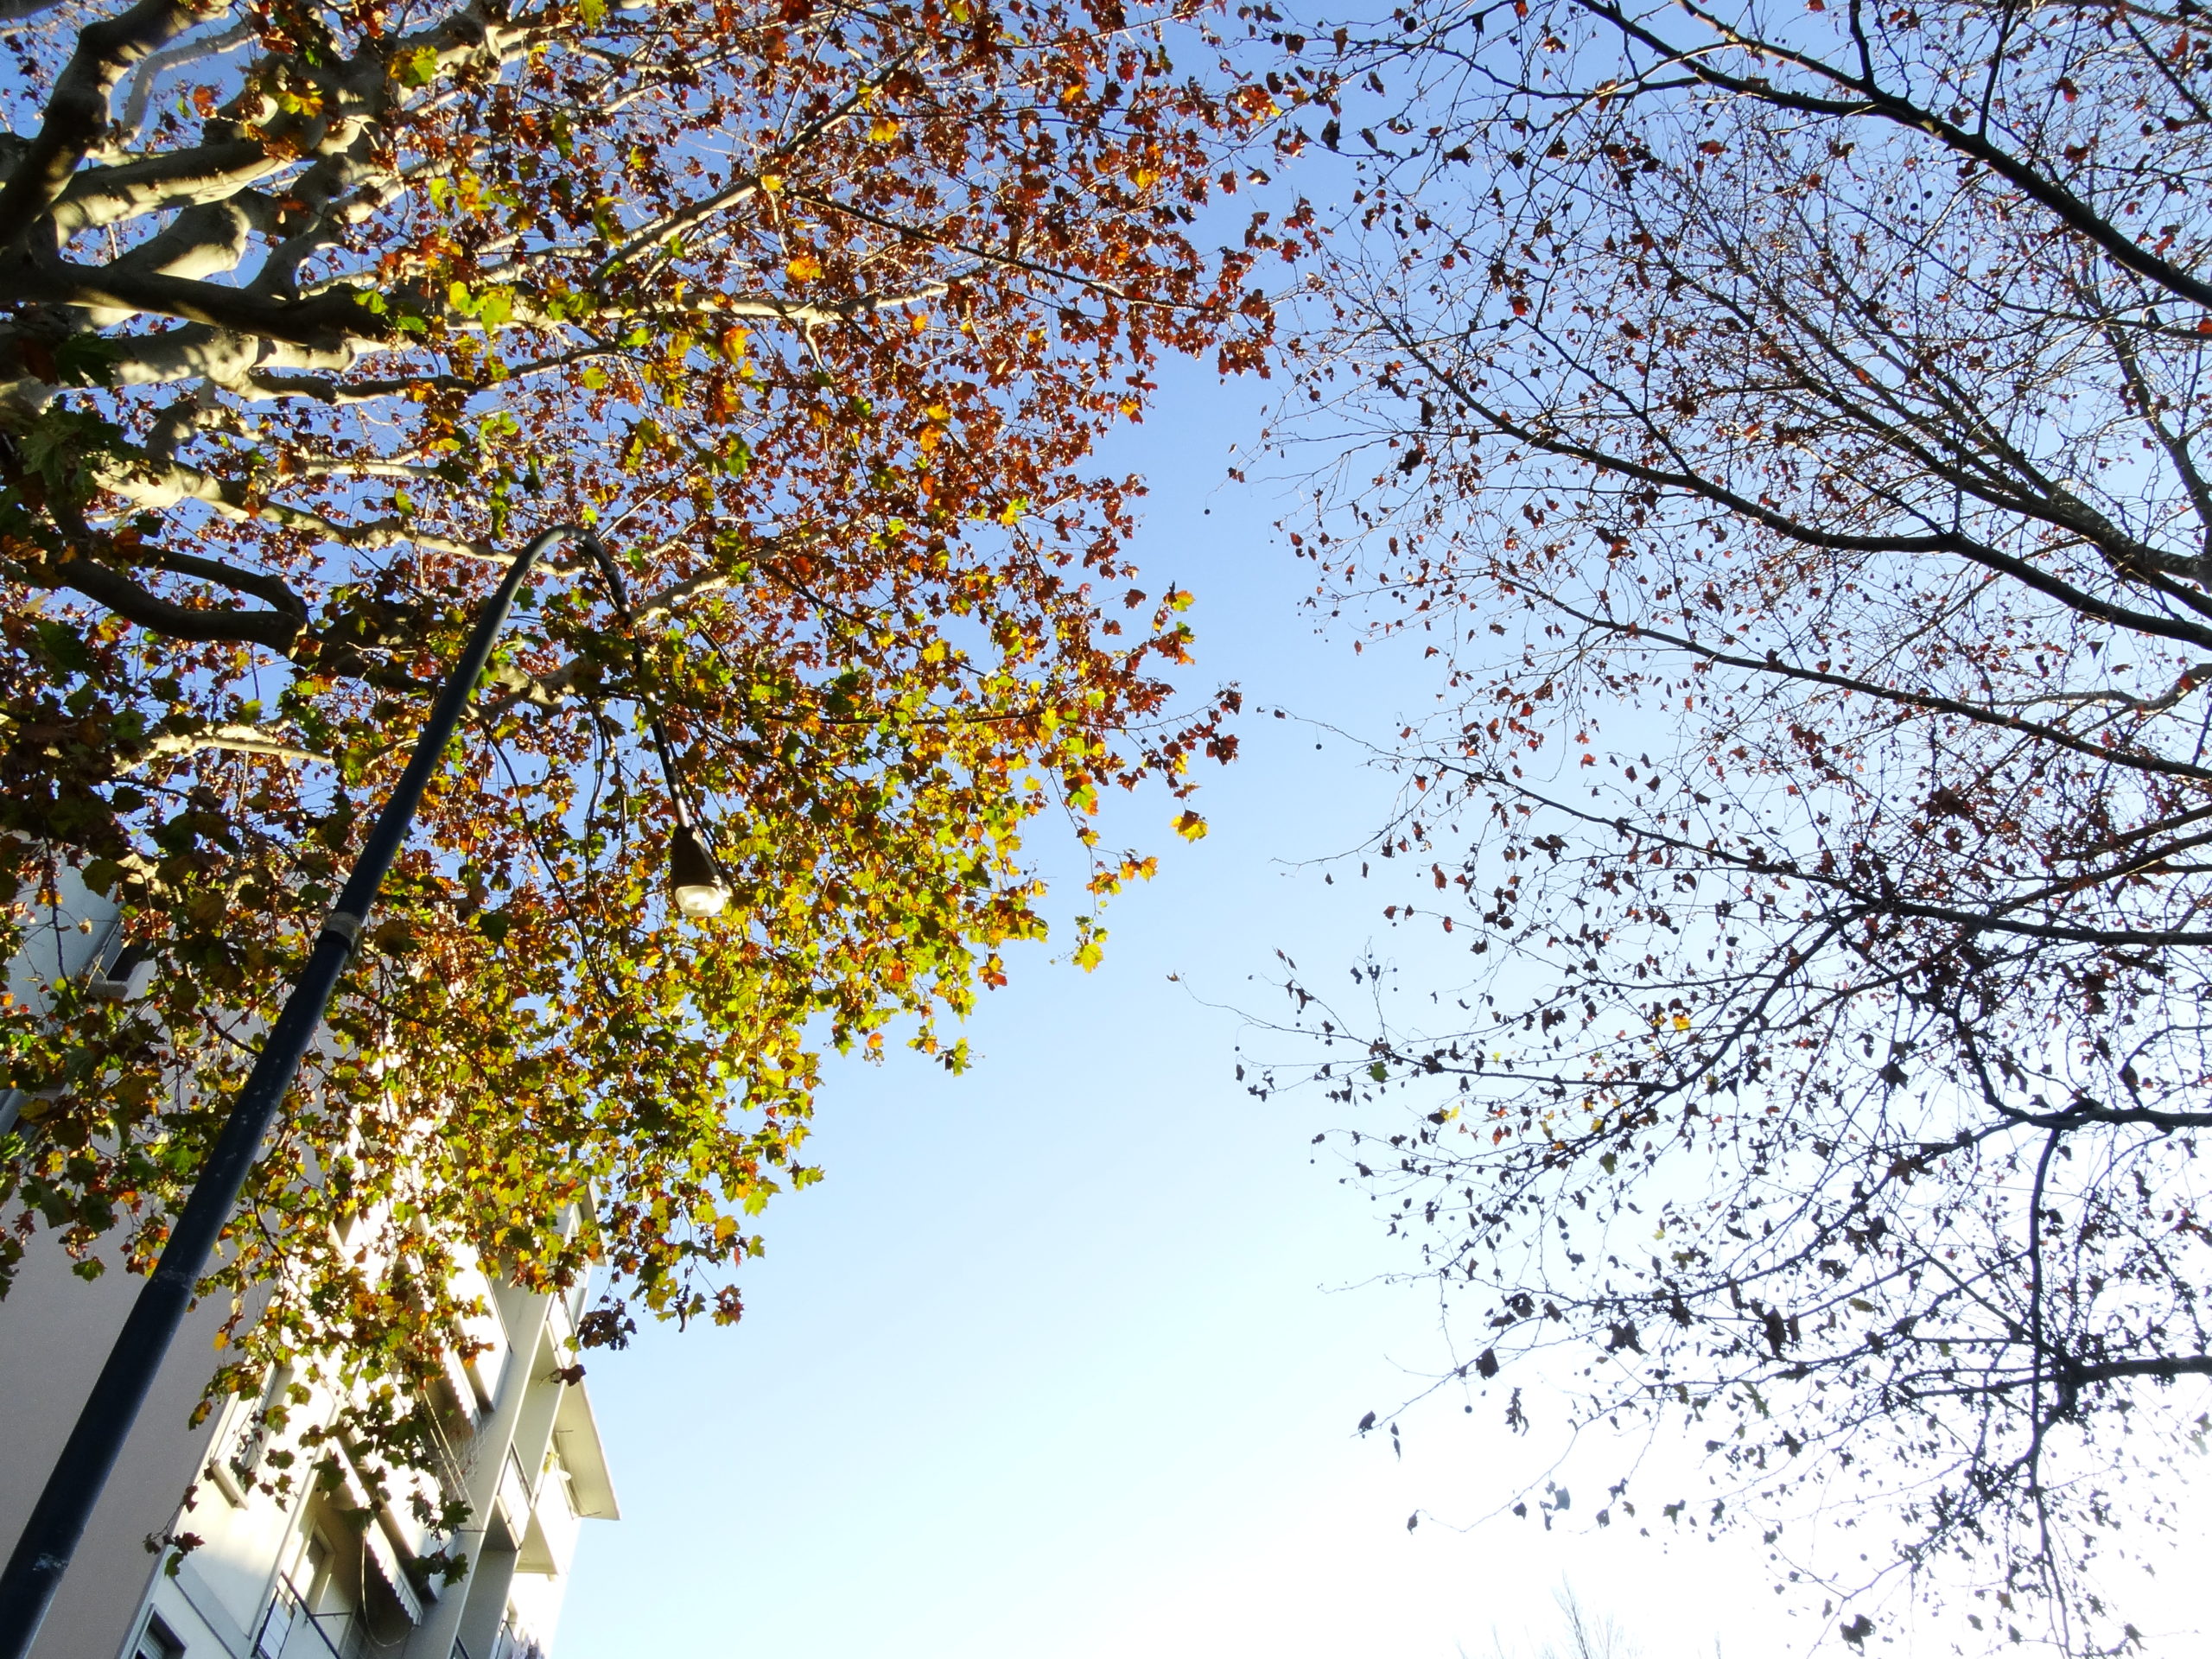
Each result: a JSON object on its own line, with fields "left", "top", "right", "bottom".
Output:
{"left": 669, "top": 823, "right": 731, "bottom": 918}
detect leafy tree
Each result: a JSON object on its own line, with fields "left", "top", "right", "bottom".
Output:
{"left": 0, "top": 0, "right": 1279, "bottom": 1497}
{"left": 1256, "top": 0, "right": 2212, "bottom": 1649}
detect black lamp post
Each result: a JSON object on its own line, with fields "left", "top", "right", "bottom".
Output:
{"left": 0, "top": 524, "right": 723, "bottom": 1659}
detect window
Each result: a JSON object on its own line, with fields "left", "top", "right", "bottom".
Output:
{"left": 133, "top": 1613, "right": 185, "bottom": 1659}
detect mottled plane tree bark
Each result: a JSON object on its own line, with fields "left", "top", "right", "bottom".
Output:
{"left": 1257, "top": 0, "right": 2212, "bottom": 1649}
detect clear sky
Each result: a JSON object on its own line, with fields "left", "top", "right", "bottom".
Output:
{"left": 542, "top": 268, "right": 2212, "bottom": 1656}
{"left": 546, "top": 360, "right": 1866, "bottom": 1659}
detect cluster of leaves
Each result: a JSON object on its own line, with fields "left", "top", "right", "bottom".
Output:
{"left": 0, "top": 0, "right": 1294, "bottom": 1491}
{"left": 1253, "top": 0, "right": 2212, "bottom": 1650}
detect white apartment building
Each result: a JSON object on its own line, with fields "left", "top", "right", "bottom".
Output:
{"left": 1, "top": 877, "right": 618, "bottom": 1659}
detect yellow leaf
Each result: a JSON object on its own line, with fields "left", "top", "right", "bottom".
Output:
{"left": 1671, "top": 1014, "right": 1691, "bottom": 1030}
{"left": 1173, "top": 810, "right": 1208, "bottom": 842}
{"left": 785, "top": 251, "right": 822, "bottom": 281}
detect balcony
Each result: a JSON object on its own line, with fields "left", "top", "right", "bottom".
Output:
{"left": 450, "top": 1617, "right": 544, "bottom": 1659}
{"left": 492, "top": 1445, "right": 534, "bottom": 1549}
{"left": 253, "top": 1582, "right": 356, "bottom": 1659}
{"left": 515, "top": 1456, "right": 581, "bottom": 1577}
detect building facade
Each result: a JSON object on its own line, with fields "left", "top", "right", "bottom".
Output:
{"left": 2, "top": 877, "right": 617, "bottom": 1659}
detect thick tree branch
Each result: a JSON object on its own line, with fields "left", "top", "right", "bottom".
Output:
{"left": 0, "top": 0, "right": 73, "bottom": 29}
{"left": 1394, "top": 322, "right": 2212, "bottom": 653}
{"left": 28, "top": 550, "right": 306, "bottom": 649}
{"left": 134, "top": 720, "right": 326, "bottom": 766}
{"left": 3, "top": 256, "right": 385, "bottom": 348}
{"left": 48, "top": 136, "right": 283, "bottom": 237}
{"left": 91, "top": 450, "right": 493, "bottom": 562}
{"left": 141, "top": 542, "right": 306, "bottom": 622}
{"left": 116, "top": 16, "right": 252, "bottom": 143}
{"left": 1532, "top": 594, "right": 2212, "bottom": 788}
{"left": 2003, "top": 1103, "right": 2212, "bottom": 1132}
{"left": 1578, "top": 0, "right": 2212, "bottom": 311}
{"left": 0, "top": 0, "right": 217, "bottom": 251}
{"left": 2065, "top": 1355, "right": 2212, "bottom": 1387}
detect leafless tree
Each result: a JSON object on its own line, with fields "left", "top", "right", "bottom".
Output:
{"left": 1251, "top": 0, "right": 2212, "bottom": 1650}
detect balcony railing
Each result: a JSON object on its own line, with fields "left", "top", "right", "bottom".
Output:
{"left": 253, "top": 1581, "right": 356, "bottom": 1659}
{"left": 490, "top": 1616, "right": 544, "bottom": 1659}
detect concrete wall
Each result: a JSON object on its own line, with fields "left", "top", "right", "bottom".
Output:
{"left": 0, "top": 1230, "right": 225, "bottom": 1659}
{"left": 2, "top": 873, "right": 617, "bottom": 1659}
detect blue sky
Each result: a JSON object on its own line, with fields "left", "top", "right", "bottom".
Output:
{"left": 548, "top": 363, "right": 1843, "bottom": 1659}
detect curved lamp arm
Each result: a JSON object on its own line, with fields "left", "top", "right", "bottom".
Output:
{"left": 554, "top": 531, "right": 732, "bottom": 918}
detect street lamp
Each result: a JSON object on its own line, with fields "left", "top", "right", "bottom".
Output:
{"left": 668, "top": 822, "right": 732, "bottom": 918}
{"left": 568, "top": 533, "right": 734, "bottom": 918}
{"left": 0, "top": 524, "right": 723, "bottom": 1659}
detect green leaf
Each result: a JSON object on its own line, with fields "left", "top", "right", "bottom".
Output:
{"left": 54, "top": 334, "right": 124, "bottom": 388}
{"left": 32, "top": 620, "right": 94, "bottom": 677}
{"left": 18, "top": 408, "right": 124, "bottom": 500}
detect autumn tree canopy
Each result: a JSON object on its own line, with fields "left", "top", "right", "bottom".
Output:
{"left": 0, "top": 0, "right": 1280, "bottom": 1497}
{"left": 1258, "top": 0, "right": 2212, "bottom": 1649}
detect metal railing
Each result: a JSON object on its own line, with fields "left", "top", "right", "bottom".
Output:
{"left": 490, "top": 1617, "right": 544, "bottom": 1659}
{"left": 252, "top": 1581, "right": 354, "bottom": 1659}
